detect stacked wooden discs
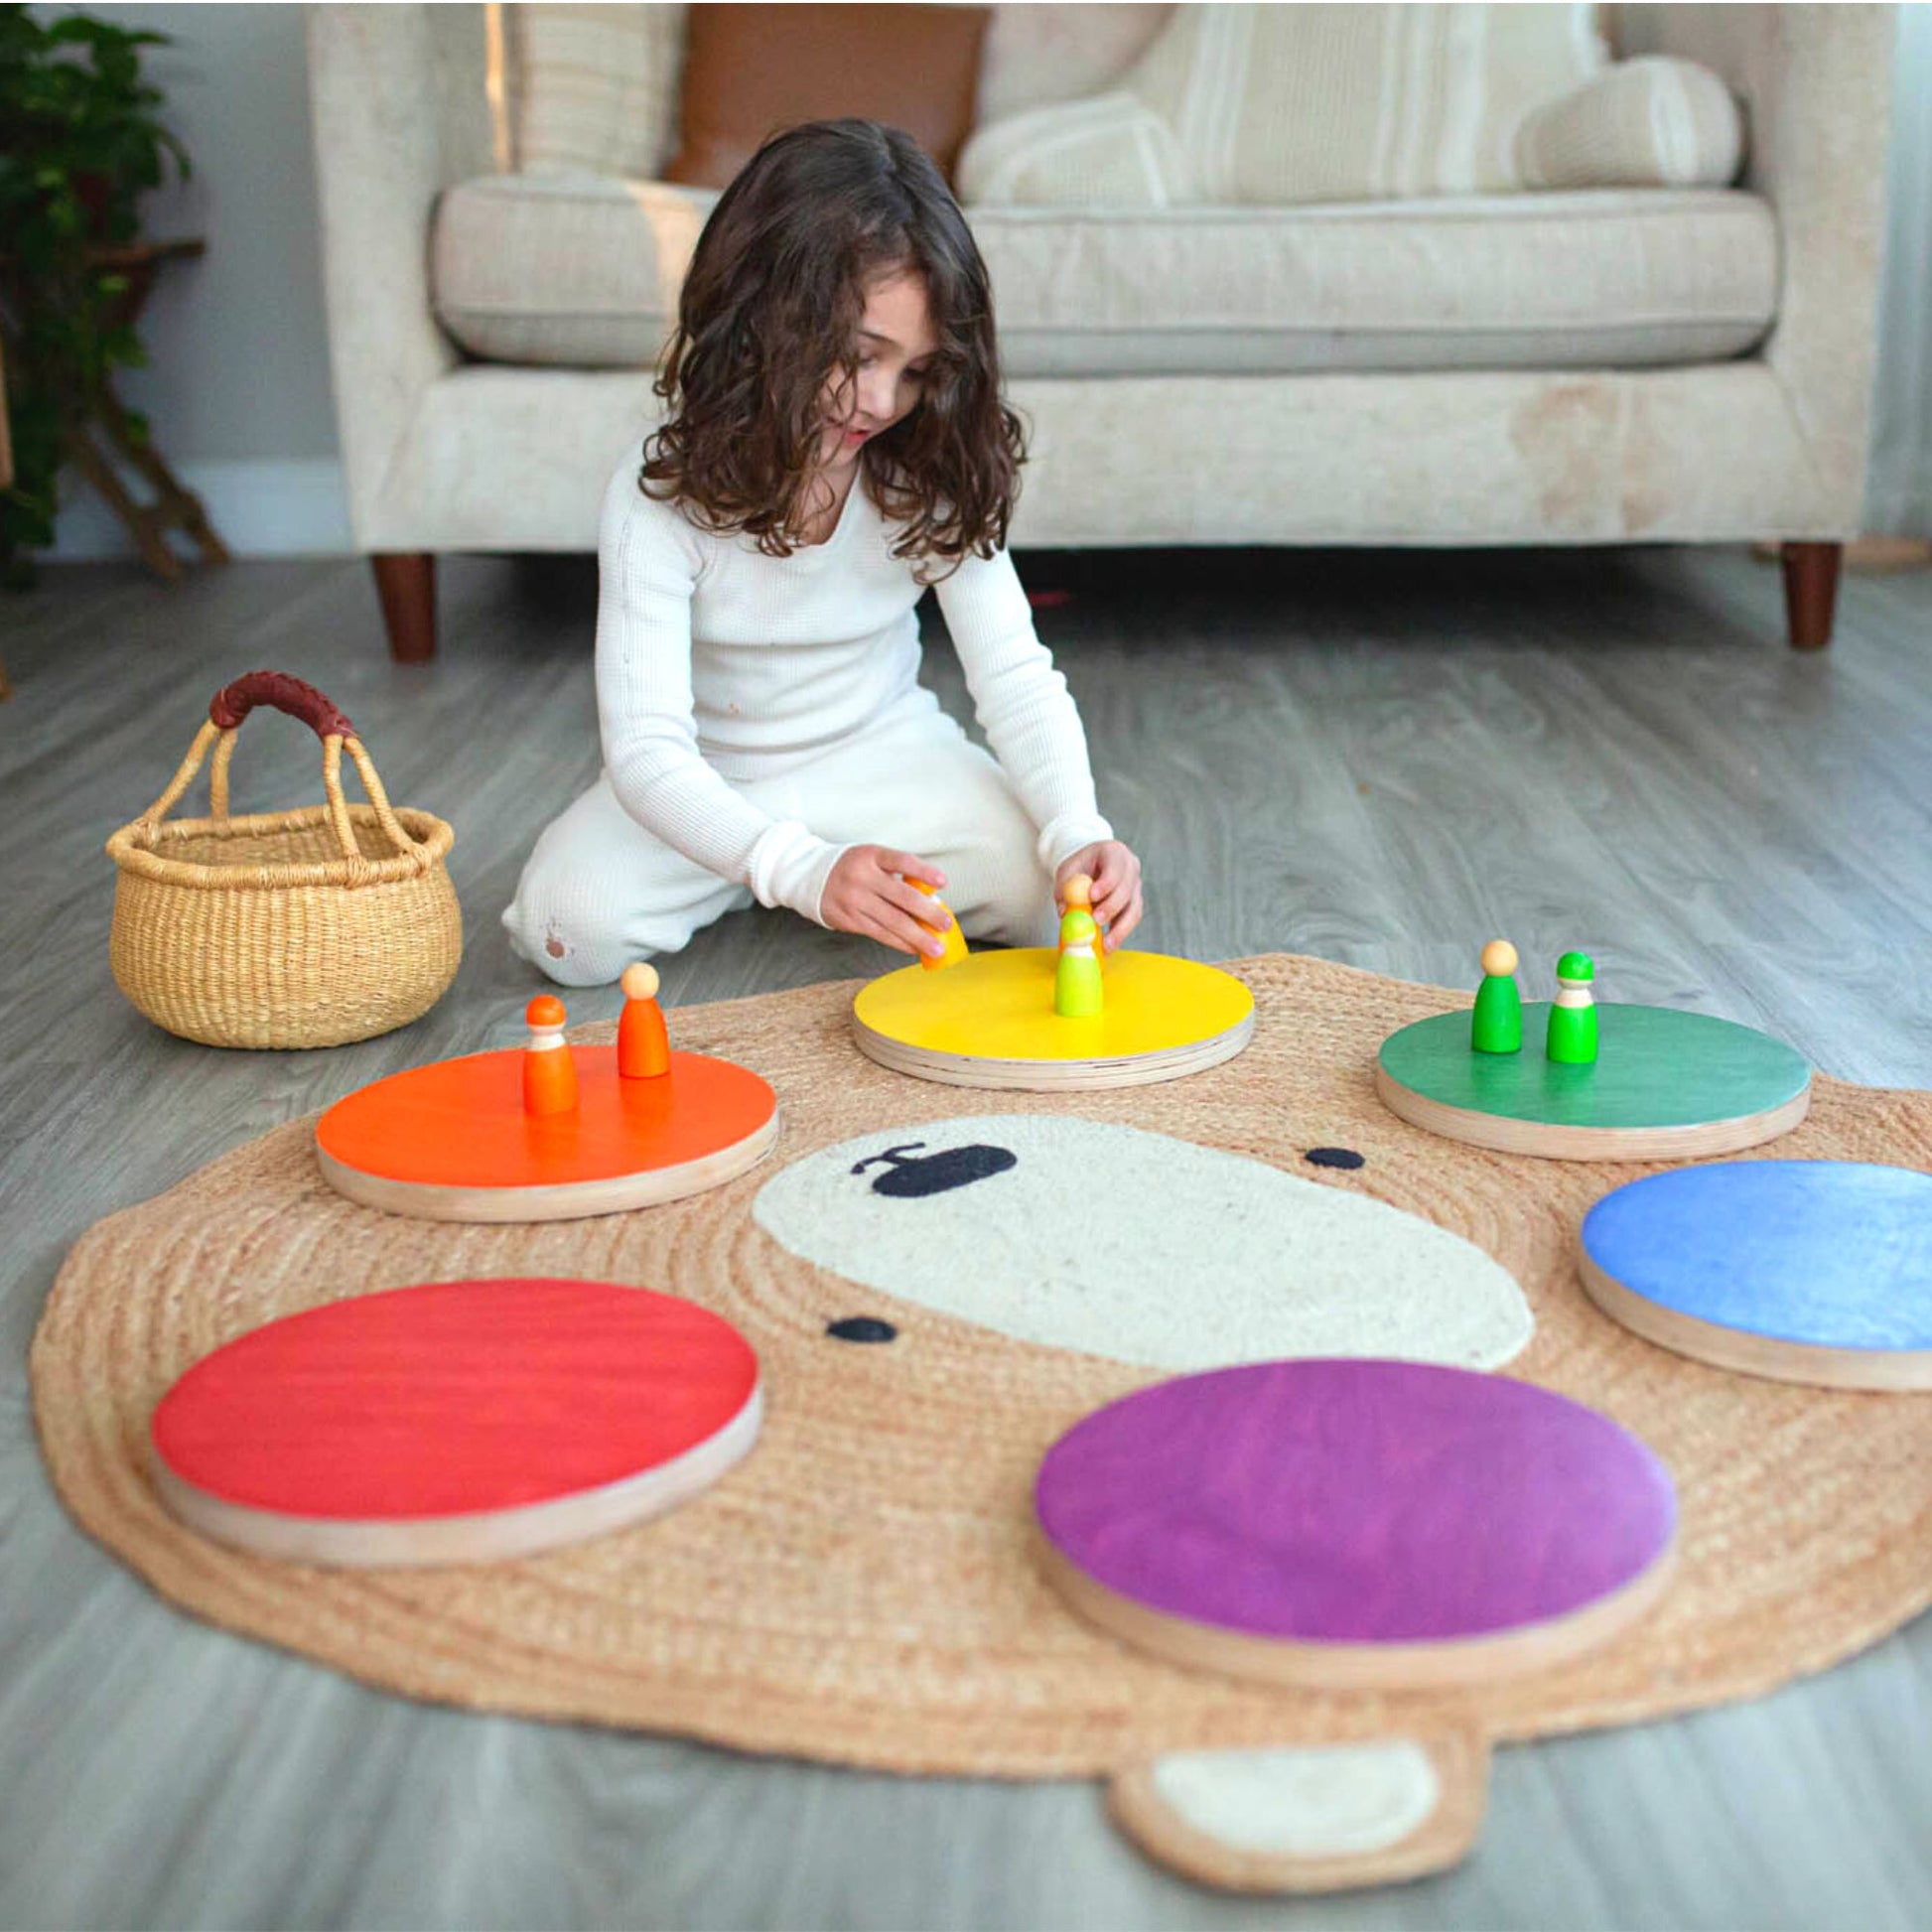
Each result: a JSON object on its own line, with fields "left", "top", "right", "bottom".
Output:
{"left": 150, "top": 1278, "right": 764, "bottom": 1566}
{"left": 1375, "top": 1003, "right": 1812, "bottom": 1161}
{"left": 315, "top": 1043, "right": 779, "bottom": 1222}
{"left": 853, "top": 948, "right": 1255, "bottom": 1091}
{"left": 1035, "top": 1359, "right": 1680, "bottom": 1691}
{"left": 1580, "top": 1162, "right": 1932, "bottom": 1391}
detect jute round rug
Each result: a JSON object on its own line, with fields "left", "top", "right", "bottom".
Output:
{"left": 33, "top": 956, "right": 1932, "bottom": 1892}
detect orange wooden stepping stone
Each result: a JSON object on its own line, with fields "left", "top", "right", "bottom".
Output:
{"left": 316, "top": 1042, "right": 779, "bottom": 1222}
{"left": 150, "top": 1277, "right": 763, "bottom": 1567}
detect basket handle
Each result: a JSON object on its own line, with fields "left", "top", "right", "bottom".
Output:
{"left": 137, "top": 671, "right": 433, "bottom": 874}
{"left": 209, "top": 670, "right": 355, "bottom": 740}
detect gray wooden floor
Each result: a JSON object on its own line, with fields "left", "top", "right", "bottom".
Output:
{"left": 3, "top": 544, "right": 1930, "bottom": 1931}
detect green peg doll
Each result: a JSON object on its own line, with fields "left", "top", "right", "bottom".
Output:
{"left": 1054, "top": 905, "right": 1104, "bottom": 1018}
{"left": 1546, "top": 950, "right": 1598, "bottom": 1064}
{"left": 1471, "top": 939, "right": 1524, "bottom": 1053}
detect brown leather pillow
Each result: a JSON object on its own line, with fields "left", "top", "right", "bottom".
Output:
{"left": 663, "top": 5, "right": 993, "bottom": 189}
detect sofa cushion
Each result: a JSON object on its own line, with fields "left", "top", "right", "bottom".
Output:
{"left": 432, "top": 172, "right": 1777, "bottom": 375}
{"left": 1516, "top": 56, "right": 1745, "bottom": 191}
{"left": 503, "top": 6, "right": 1175, "bottom": 191}
{"left": 961, "top": 3, "right": 1606, "bottom": 207}
{"left": 976, "top": 5, "right": 1174, "bottom": 126}
{"left": 661, "top": 3, "right": 992, "bottom": 188}
{"left": 975, "top": 193, "right": 1778, "bottom": 374}
{"left": 434, "top": 173, "right": 719, "bottom": 367}
{"left": 510, "top": 4, "right": 687, "bottom": 179}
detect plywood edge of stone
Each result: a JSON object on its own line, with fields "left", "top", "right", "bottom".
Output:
{"left": 1038, "top": 1532, "right": 1680, "bottom": 1693}
{"left": 1578, "top": 1250, "right": 1932, "bottom": 1392}
{"left": 314, "top": 1112, "right": 781, "bottom": 1223}
{"left": 851, "top": 1011, "right": 1255, "bottom": 1091}
{"left": 152, "top": 1382, "right": 765, "bottom": 1567}
{"left": 1374, "top": 1063, "right": 1811, "bottom": 1162}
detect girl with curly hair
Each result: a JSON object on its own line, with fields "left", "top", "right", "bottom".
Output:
{"left": 504, "top": 119, "right": 1143, "bottom": 983}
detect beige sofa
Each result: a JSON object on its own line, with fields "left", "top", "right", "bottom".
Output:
{"left": 306, "top": 4, "right": 1895, "bottom": 659}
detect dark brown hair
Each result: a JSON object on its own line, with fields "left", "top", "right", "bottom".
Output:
{"left": 641, "top": 119, "right": 1024, "bottom": 567}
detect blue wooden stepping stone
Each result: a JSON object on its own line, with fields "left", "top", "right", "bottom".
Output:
{"left": 1580, "top": 1162, "right": 1932, "bottom": 1391}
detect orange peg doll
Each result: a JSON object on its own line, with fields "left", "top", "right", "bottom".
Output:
{"left": 522, "top": 994, "right": 579, "bottom": 1116}
{"left": 1059, "top": 874, "right": 1106, "bottom": 970}
{"left": 908, "top": 878, "right": 969, "bottom": 971}
{"left": 619, "top": 961, "right": 672, "bottom": 1079}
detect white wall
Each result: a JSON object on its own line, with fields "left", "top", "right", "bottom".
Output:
{"left": 43, "top": 2, "right": 351, "bottom": 558}
{"left": 39, "top": 2, "right": 1932, "bottom": 558}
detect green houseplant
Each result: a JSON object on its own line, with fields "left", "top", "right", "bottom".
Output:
{"left": 0, "top": 5, "right": 190, "bottom": 586}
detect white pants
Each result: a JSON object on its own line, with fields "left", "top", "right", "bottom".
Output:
{"left": 503, "top": 698, "right": 1060, "bottom": 986}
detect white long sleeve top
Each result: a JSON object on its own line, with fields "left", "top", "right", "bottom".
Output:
{"left": 594, "top": 452, "right": 1114, "bottom": 923}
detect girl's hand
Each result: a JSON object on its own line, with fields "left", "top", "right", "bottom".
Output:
{"left": 823, "top": 846, "right": 953, "bottom": 958}
{"left": 1056, "top": 841, "right": 1145, "bottom": 952}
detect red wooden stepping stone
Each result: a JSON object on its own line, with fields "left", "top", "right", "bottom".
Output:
{"left": 1035, "top": 1359, "right": 1678, "bottom": 1690}
{"left": 150, "top": 1278, "right": 762, "bottom": 1567}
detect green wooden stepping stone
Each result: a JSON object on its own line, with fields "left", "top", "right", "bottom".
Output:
{"left": 1376, "top": 1004, "right": 1811, "bottom": 1161}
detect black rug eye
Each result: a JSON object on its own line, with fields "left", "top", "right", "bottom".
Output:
{"left": 827, "top": 1316, "right": 898, "bottom": 1344}
{"left": 849, "top": 1142, "right": 1019, "bottom": 1197}
{"left": 1305, "top": 1146, "right": 1366, "bottom": 1171}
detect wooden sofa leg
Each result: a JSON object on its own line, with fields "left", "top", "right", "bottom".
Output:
{"left": 1780, "top": 541, "right": 1842, "bottom": 651}
{"left": 371, "top": 552, "right": 438, "bottom": 663}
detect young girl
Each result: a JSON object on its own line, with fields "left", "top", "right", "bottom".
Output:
{"left": 503, "top": 119, "right": 1144, "bottom": 985}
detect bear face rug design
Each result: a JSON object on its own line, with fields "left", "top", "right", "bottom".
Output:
{"left": 753, "top": 1113, "right": 1533, "bottom": 1372}
{"left": 32, "top": 957, "right": 1932, "bottom": 1894}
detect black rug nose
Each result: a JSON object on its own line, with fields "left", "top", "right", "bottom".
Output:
{"left": 852, "top": 1142, "right": 1018, "bottom": 1197}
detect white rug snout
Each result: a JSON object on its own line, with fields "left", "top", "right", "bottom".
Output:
{"left": 754, "top": 1116, "right": 1532, "bottom": 1371}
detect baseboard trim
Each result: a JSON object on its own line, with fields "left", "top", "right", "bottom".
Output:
{"left": 46, "top": 457, "right": 353, "bottom": 561}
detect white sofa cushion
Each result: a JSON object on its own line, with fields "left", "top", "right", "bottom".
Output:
{"left": 434, "top": 172, "right": 717, "bottom": 366}
{"left": 1516, "top": 56, "right": 1745, "bottom": 190}
{"left": 961, "top": 2, "right": 1606, "bottom": 207}
{"left": 502, "top": 4, "right": 1175, "bottom": 180}
{"left": 976, "top": 5, "right": 1175, "bottom": 124}
{"left": 979, "top": 193, "right": 1776, "bottom": 375}
{"left": 509, "top": 2, "right": 686, "bottom": 178}
{"left": 433, "top": 172, "right": 1777, "bottom": 376}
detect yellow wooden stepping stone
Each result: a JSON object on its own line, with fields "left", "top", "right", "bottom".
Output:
{"left": 852, "top": 948, "right": 1255, "bottom": 1091}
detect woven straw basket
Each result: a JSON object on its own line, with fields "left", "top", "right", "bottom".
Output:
{"left": 106, "top": 672, "right": 461, "bottom": 1049}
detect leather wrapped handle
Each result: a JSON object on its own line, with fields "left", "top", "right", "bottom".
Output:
{"left": 209, "top": 671, "right": 354, "bottom": 741}
{"left": 132, "top": 670, "right": 426, "bottom": 876}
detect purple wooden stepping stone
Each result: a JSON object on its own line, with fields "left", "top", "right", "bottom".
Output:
{"left": 1036, "top": 1359, "right": 1678, "bottom": 1689}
